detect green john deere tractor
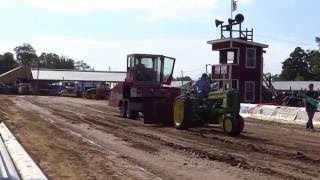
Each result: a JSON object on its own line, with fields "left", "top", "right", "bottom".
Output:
{"left": 173, "top": 89, "right": 244, "bottom": 137}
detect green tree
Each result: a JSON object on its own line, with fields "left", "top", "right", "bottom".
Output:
{"left": 270, "top": 74, "right": 280, "bottom": 81}
{"left": 279, "top": 47, "right": 311, "bottom": 81}
{"left": 0, "top": 52, "right": 17, "bottom": 68}
{"left": 307, "top": 50, "right": 320, "bottom": 80}
{"left": 75, "top": 60, "right": 94, "bottom": 71}
{"left": 38, "top": 53, "right": 75, "bottom": 69}
{"left": 316, "top": 37, "right": 320, "bottom": 49}
{"left": 14, "top": 43, "right": 38, "bottom": 66}
{"left": 39, "top": 53, "right": 60, "bottom": 69}
{"left": 61, "top": 56, "right": 75, "bottom": 69}
{"left": 174, "top": 76, "right": 192, "bottom": 81}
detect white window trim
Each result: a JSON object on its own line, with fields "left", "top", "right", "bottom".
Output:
{"left": 227, "top": 51, "right": 235, "bottom": 64}
{"left": 260, "top": 52, "right": 264, "bottom": 103}
{"left": 227, "top": 79, "right": 239, "bottom": 90}
{"left": 212, "top": 79, "right": 239, "bottom": 90}
{"left": 246, "top": 48, "right": 257, "bottom": 68}
{"left": 244, "top": 81, "right": 255, "bottom": 102}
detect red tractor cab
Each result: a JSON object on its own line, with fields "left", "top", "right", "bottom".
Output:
{"left": 109, "top": 54, "right": 180, "bottom": 124}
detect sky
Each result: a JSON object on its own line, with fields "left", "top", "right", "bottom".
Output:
{"left": 0, "top": 0, "right": 319, "bottom": 78}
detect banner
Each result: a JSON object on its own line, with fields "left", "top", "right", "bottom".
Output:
{"left": 298, "top": 91, "right": 320, "bottom": 108}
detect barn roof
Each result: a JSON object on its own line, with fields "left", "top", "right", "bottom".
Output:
{"left": 0, "top": 66, "right": 32, "bottom": 84}
{"left": 31, "top": 69, "right": 126, "bottom": 82}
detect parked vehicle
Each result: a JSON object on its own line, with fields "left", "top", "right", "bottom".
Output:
{"left": 0, "top": 82, "right": 9, "bottom": 94}
{"left": 60, "top": 81, "right": 82, "bottom": 97}
{"left": 85, "top": 82, "right": 111, "bottom": 100}
{"left": 17, "top": 83, "right": 32, "bottom": 95}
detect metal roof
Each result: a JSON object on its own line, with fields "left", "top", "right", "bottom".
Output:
{"left": 207, "top": 38, "right": 269, "bottom": 48}
{"left": 272, "top": 81, "right": 320, "bottom": 91}
{"left": 31, "top": 69, "right": 126, "bottom": 82}
{"left": 127, "top": 53, "right": 175, "bottom": 60}
{"left": 169, "top": 81, "right": 192, "bottom": 87}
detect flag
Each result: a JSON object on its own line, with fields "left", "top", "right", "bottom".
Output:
{"left": 232, "top": 0, "right": 238, "bottom": 11}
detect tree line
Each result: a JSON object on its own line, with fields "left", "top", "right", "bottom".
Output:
{"left": 274, "top": 37, "right": 320, "bottom": 81}
{"left": 0, "top": 43, "right": 93, "bottom": 71}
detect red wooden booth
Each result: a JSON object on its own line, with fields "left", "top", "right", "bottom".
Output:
{"left": 208, "top": 14, "right": 268, "bottom": 103}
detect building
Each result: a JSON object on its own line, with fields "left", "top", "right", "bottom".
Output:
{"left": 272, "top": 81, "right": 320, "bottom": 92}
{"left": 0, "top": 66, "right": 32, "bottom": 85}
{"left": 0, "top": 66, "right": 126, "bottom": 94}
{"left": 32, "top": 69, "right": 126, "bottom": 92}
{"left": 208, "top": 14, "right": 268, "bottom": 103}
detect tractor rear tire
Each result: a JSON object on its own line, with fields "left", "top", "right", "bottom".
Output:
{"left": 222, "top": 115, "right": 243, "bottom": 137}
{"left": 173, "top": 97, "right": 193, "bottom": 129}
{"left": 121, "top": 101, "right": 139, "bottom": 120}
{"left": 238, "top": 115, "right": 245, "bottom": 134}
{"left": 120, "top": 102, "right": 127, "bottom": 118}
{"left": 126, "top": 108, "right": 139, "bottom": 120}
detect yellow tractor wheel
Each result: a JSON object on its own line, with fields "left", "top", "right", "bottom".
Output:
{"left": 173, "top": 97, "right": 192, "bottom": 129}
{"left": 222, "top": 115, "right": 242, "bottom": 137}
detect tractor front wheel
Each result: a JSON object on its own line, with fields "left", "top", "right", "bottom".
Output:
{"left": 222, "top": 115, "right": 243, "bottom": 137}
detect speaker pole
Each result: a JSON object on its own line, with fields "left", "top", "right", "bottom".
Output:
{"left": 239, "top": 23, "right": 242, "bottom": 38}
{"left": 230, "top": 0, "right": 233, "bottom": 19}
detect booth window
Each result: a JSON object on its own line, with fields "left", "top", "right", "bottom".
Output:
{"left": 245, "top": 81, "right": 255, "bottom": 102}
{"left": 227, "top": 51, "right": 236, "bottom": 64}
{"left": 246, "top": 48, "right": 256, "bottom": 68}
{"left": 232, "top": 80, "right": 238, "bottom": 90}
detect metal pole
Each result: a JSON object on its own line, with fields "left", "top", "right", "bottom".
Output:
{"left": 181, "top": 70, "right": 184, "bottom": 86}
{"left": 36, "top": 58, "right": 40, "bottom": 95}
{"left": 231, "top": 0, "right": 233, "bottom": 19}
{"left": 206, "top": 64, "right": 211, "bottom": 75}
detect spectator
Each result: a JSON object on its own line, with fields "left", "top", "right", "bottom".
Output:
{"left": 305, "top": 84, "right": 319, "bottom": 131}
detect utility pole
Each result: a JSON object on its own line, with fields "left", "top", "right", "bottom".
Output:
{"left": 181, "top": 70, "right": 184, "bottom": 86}
{"left": 231, "top": 0, "right": 233, "bottom": 19}
{"left": 36, "top": 57, "right": 40, "bottom": 95}
{"left": 206, "top": 64, "right": 211, "bottom": 74}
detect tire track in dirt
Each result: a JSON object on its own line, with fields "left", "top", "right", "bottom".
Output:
{"left": 6, "top": 96, "right": 164, "bottom": 180}
{"left": 24, "top": 96, "right": 320, "bottom": 179}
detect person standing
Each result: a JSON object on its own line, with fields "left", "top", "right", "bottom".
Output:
{"left": 305, "top": 83, "right": 319, "bottom": 131}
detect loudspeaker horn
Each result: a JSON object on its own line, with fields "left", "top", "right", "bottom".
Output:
{"left": 215, "top": 19, "right": 224, "bottom": 27}
{"left": 235, "top": 14, "right": 245, "bottom": 24}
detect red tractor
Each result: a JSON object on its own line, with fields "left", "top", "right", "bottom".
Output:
{"left": 109, "top": 54, "right": 180, "bottom": 124}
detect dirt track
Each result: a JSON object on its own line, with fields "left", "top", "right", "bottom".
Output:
{"left": 0, "top": 95, "right": 320, "bottom": 180}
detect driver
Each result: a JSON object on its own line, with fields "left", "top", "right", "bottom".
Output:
{"left": 135, "top": 62, "right": 146, "bottom": 81}
{"left": 194, "top": 73, "right": 211, "bottom": 98}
